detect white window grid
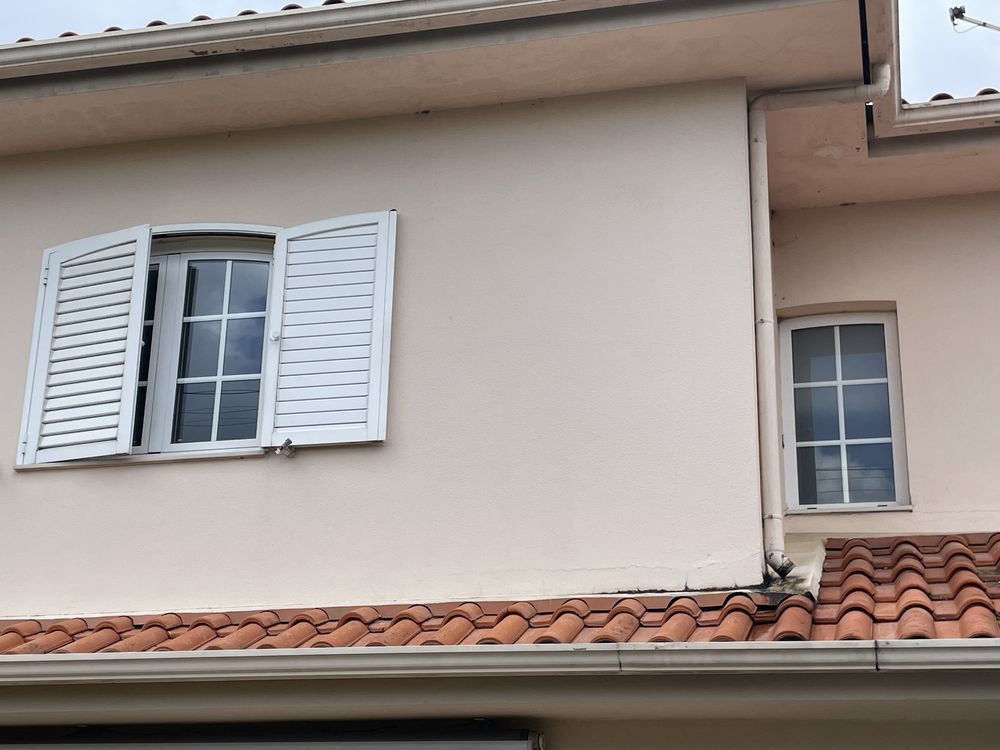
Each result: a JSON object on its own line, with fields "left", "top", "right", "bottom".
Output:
{"left": 175, "top": 261, "right": 267, "bottom": 443}
{"left": 143, "top": 243, "right": 273, "bottom": 454}
{"left": 779, "top": 311, "right": 909, "bottom": 510}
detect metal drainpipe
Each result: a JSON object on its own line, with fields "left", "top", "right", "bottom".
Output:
{"left": 750, "top": 63, "right": 892, "bottom": 578}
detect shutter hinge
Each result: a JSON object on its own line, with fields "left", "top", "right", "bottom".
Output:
{"left": 41, "top": 266, "right": 49, "bottom": 286}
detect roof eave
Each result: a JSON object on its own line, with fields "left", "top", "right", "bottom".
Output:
{"left": 0, "top": 0, "right": 856, "bottom": 82}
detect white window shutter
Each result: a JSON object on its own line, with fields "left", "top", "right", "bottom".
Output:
{"left": 262, "top": 211, "right": 396, "bottom": 448}
{"left": 18, "top": 226, "right": 152, "bottom": 465}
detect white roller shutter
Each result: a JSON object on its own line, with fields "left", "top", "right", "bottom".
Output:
{"left": 18, "top": 226, "right": 152, "bottom": 465}
{"left": 262, "top": 211, "right": 396, "bottom": 448}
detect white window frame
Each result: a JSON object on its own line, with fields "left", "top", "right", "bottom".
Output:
{"left": 779, "top": 312, "right": 909, "bottom": 510}
{"left": 143, "top": 239, "right": 274, "bottom": 455}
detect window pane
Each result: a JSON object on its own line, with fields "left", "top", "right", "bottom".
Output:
{"left": 178, "top": 320, "right": 221, "bottom": 378}
{"left": 794, "top": 386, "right": 840, "bottom": 442}
{"left": 132, "top": 386, "right": 147, "bottom": 447}
{"left": 797, "top": 446, "right": 844, "bottom": 504}
{"left": 843, "top": 383, "right": 891, "bottom": 439}
{"left": 847, "top": 444, "right": 895, "bottom": 502}
{"left": 144, "top": 267, "right": 159, "bottom": 321}
{"left": 840, "top": 324, "right": 887, "bottom": 380}
{"left": 217, "top": 380, "right": 261, "bottom": 441}
{"left": 183, "top": 260, "right": 226, "bottom": 317}
{"left": 173, "top": 383, "right": 217, "bottom": 443}
{"left": 229, "top": 261, "right": 269, "bottom": 314}
{"left": 792, "top": 327, "right": 836, "bottom": 383}
{"left": 223, "top": 317, "right": 265, "bottom": 376}
{"left": 139, "top": 323, "right": 154, "bottom": 382}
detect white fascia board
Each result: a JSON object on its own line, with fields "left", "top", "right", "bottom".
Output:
{"left": 0, "top": 0, "right": 844, "bottom": 81}
{"left": 5, "top": 640, "right": 997, "bottom": 687}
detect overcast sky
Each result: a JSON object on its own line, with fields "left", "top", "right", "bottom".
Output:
{"left": 0, "top": 0, "right": 995, "bottom": 102}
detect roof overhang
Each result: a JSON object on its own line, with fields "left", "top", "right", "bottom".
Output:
{"left": 0, "top": 0, "right": 862, "bottom": 157}
{"left": 2, "top": 641, "right": 1000, "bottom": 725}
{"left": 0, "top": 0, "right": 842, "bottom": 81}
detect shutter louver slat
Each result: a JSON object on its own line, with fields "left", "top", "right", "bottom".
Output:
{"left": 262, "top": 211, "right": 396, "bottom": 447}
{"left": 18, "top": 226, "right": 151, "bottom": 465}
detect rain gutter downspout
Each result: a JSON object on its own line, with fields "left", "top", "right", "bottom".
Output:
{"left": 750, "top": 62, "right": 892, "bottom": 578}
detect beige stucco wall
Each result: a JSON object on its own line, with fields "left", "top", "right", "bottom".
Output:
{"left": 0, "top": 81, "right": 762, "bottom": 618}
{"left": 773, "top": 192, "right": 1000, "bottom": 540}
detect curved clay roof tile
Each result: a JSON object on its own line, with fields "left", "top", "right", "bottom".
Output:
{"left": 650, "top": 610, "right": 697, "bottom": 642}
{"left": 834, "top": 609, "right": 874, "bottom": 641}
{"left": 473, "top": 612, "right": 530, "bottom": 645}
{"left": 421, "top": 615, "right": 476, "bottom": 646}
{"left": 958, "top": 605, "right": 1000, "bottom": 638}
{"left": 534, "top": 611, "right": 585, "bottom": 644}
{"left": 710, "top": 609, "right": 753, "bottom": 642}
{"left": 308, "top": 619, "right": 369, "bottom": 648}
{"left": 590, "top": 611, "right": 641, "bottom": 643}
{"left": 772, "top": 604, "right": 812, "bottom": 641}
{"left": 896, "top": 606, "right": 936, "bottom": 639}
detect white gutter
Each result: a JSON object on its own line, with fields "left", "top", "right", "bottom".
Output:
{"left": 0, "top": 639, "right": 998, "bottom": 687}
{"left": 749, "top": 63, "right": 892, "bottom": 578}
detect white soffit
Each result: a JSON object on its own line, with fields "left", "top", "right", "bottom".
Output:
{"left": 0, "top": 0, "right": 862, "bottom": 157}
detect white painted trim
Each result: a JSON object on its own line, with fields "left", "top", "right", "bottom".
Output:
{"left": 371, "top": 209, "right": 397, "bottom": 441}
{"left": 784, "top": 503, "right": 912, "bottom": 515}
{"left": 14, "top": 253, "right": 50, "bottom": 466}
{"left": 4, "top": 641, "right": 1000, "bottom": 688}
{"left": 13, "top": 446, "right": 266, "bottom": 471}
{"left": 779, "top": 312, "right": 909, "bottom": 510}
{"left": 152, "top": 223, "right": 281, "bottom": 238}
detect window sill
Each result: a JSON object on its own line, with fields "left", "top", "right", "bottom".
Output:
{"left": 15, "top": 447, "right": 266, "bottom": 471}
{"left": 785, "top": 503, "right": 912, "bottom": 515}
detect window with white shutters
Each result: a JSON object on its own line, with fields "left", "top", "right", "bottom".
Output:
{"left": 17, "top": 212, "right": 397, "bottom": 467}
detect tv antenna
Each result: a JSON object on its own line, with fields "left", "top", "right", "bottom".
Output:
{"left": 950, "top": 6, "right": 1000, "bottom": 33}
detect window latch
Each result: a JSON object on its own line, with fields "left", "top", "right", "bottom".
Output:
{"left": 275, "top": 438, "right": 296, "bottom": 458}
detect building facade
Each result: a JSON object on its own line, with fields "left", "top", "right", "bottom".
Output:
{"left": 1, "top": 0, "right": 999, "bottom": 746}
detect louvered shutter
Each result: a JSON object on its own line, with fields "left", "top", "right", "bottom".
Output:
{"left": 261, "top": 211, "right": 396, "bottom": 447}
{"left": 18, "top": 226, "right": 152, "bottom": 465}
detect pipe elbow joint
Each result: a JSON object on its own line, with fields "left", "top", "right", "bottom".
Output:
{"left": 766, "top": 551, "right": 796, "bottom": 579}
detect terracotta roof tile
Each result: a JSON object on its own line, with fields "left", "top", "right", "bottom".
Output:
{"left": 2, "top": 534, "right": 999, "bottom": 655}
{"left": 10, "top": 1, "right": 349, "bottom": 45}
